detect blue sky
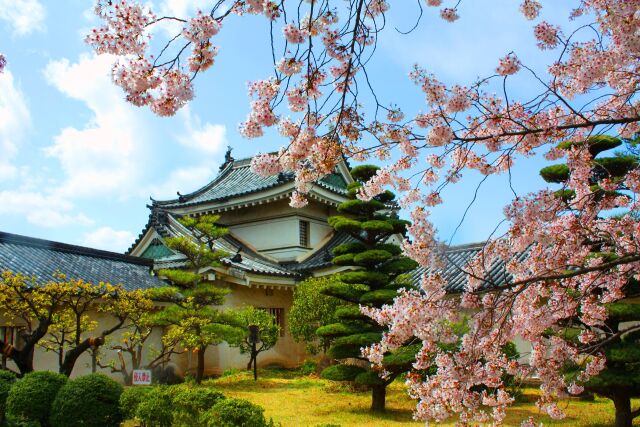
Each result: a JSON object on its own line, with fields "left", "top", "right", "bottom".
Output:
{"left": 0, "top": 0, "right": 576, "bottom": 252}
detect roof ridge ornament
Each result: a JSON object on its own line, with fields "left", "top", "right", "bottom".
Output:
{"left": 219, "top": 146, "right": 235, "bottom": 171}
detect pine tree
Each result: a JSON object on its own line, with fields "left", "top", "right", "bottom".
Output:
{"left": 154, "top": 214, "right": 243, "bottom": 384}
{"left": 540, "top": 136, "right": 640, "bottom": 427}
{"left": 318, "top": 165, "right": 418, "bottom": 412}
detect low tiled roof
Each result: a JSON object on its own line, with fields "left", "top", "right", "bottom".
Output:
{"left": 154, "top": 157, "right": 347, "bottom": 209}
{"left": 407, "top": 242, "right": 525, "bottom": 292}
{"left": 0, "top": 232, "right": 166, "bottom": 291}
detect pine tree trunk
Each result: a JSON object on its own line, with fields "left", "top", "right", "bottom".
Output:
{"left": 371, "top": 384, "right": 386, "bottom": 412}
{"left": 195, "top": 347, "right": 206, "bottom": 384}
{"left": 613, "top": 392, "right": 632, "bottom": 427}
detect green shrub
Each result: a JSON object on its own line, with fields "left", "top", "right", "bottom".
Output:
{"left": 0, "top": 370, "right": 16, "bottom": 424}
{"left": 354, "top": 370, "right": 384, "bottom": 386}
{"left": 334, "top": 306, "right": 366, "bottom": 321}
{"left": 331, "top": 254, "right": 354, "bottom": 266}
{"left": 337, "top": 199, "right": 385, "bottom": 216}
{"left": 6, "top": 371, "right": 67, "bottom": 427}
{"left": 320, "top": 282, "right": 369, "bottom": 303}
{"left": 350, "top": 165, "right": 379, "bottom": 182}
{"left": 171, "top": 385, "right": 225, "bottom": 427}
{"left": 359, "top": 289, "right": 397, "bottom": 305}
{"left": 119, "top": 386, "right": 152, "bottom": 420}
{"left": 200, "top": 398, "right": 268, "bottom": 427}
{"left": 360, "top": 220, "right": 394, "bottom": 234}
{"left": 50, "top": 373, "right": 123, "bottom": 427}
{"left": 299, "top": 360, "right": 317, "bottom": 376}
{"left": 332, "top": 242, "right": 366, "bottom": 256}
{"left": 320, "top": 364, "right": 365, "bottom": 382}
{"left": 352, "top": 250, "right": 392, "bottom": 267}
{"left": 135, "top": 386, "right": 174, "bottom": 427}
{"left": 338, "top": 271, "right": 387, "bottom": 287}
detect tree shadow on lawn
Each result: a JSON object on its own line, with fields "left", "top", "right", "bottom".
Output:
{"left": 344, "top": 406, "right": 417, "bottom": 422}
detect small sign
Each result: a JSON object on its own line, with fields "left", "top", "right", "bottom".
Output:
{"left": 132, "top": 369, "right": 152, "bottom": 385}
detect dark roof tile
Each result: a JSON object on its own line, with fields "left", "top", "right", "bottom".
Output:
{"left": 0, "top": 232, "right": 166, "bottom": 291}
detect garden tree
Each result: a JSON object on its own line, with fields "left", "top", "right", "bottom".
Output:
{"left": 54, "top": 280, "right": 155, "bottom": 377}
{"left": 0, "top": 271, "right": 153, "bottom": 377}
{"left": 289, "top": 276, "right": 347, "bottom": 354}
{"left": 153, "top": 214, "right": 244, "bottom": 384}
{"left": 0, "top": 271, "right": 69, "bottom": 374}
{"left": 96, "top": 291, "right": 181, "bottom": 385}
{"left": 38, "top": 310, "right": 97, "bottom": 371}
{"left": 317, "top": 165, "right": 418, "bottom": 412}
{"left": 233, "top": 306, "right": 279, "bottom": 378}
{"left": 538, "top": 135, "right": 640, "bottom": 427}
{"left": 90, "top": 0, "right": 640, "bottom": 423}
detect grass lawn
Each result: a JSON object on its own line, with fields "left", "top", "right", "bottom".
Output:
{"left": 202, "top": 369, "right": 639, "bottom": 426}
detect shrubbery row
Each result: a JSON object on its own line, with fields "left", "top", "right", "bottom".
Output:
{"left": 0, "top": 369, "right": 273, "bottom": 427}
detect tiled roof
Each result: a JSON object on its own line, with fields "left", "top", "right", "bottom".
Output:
{"left": 285, "top": 232, "right": 355, "bottom": 272}
{"left": 0, "top": 232, "right": 166, "bottom": 291}
{"left": 407, "top": 242, "right": 525, "bottom": 292}
{"left": 154, "top": 156, "right": 347, "bottom": 209}
{"left": 144, "top": 212, "right": 300, "bottom": 278}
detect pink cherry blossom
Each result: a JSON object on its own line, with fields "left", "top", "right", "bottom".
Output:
{"left": 533, "top": 21, "right": 560, "bottom": 50}
{"left": 496, "top": 53, "right": 521, "bottom": 75}
{"left": 520, "top": 0, "right": 542, "bottom": 20}
{"left": 439, "top": 8, "right": 459, "bottom": 22}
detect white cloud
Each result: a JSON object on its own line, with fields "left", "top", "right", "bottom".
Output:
{"left": 148, "top": 165, "right": 215, "bottom": 199}
{"left": 0, "top": 191, "right": 93, "bottom": 227}
{"left": 0, "top": 71, "right": 31, "bottom": 180}
{"left": 0, "top": 0, "right": 45, "bottom": 36}
{"left": 83, "top": 226, "right": 136, "bottom": 252}
{"left": 43, "top": 54, "right": 147, "bottom": 199}
{"left": 159, "top": 0, "right": 213, "bottom": 19}
{"left": 177, "top": 107, "right": 227, "bottom": 154}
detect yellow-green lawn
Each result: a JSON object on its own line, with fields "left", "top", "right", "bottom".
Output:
{"left": 202, "top": 369, "right": 639, "bottom": 427}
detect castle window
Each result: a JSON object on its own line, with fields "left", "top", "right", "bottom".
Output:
{"left": 299, "top": 220, "right": 310, "bottom": 247}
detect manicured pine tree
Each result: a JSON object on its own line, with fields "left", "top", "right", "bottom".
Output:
{"left": 317, "top": 165, "right": 418, "bottom": 412}
{"left": 234, "top": 306, "right": 280, "bottom": 380}
{"left": 540, "top": 135, "right": 640, "bottom": 427}
{"left": 154, "top": 214, "right": 243, "bottom": 384}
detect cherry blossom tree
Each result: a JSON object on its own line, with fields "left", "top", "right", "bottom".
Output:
{"left": 88, "top": 0, "right": 640, "bottom": 425}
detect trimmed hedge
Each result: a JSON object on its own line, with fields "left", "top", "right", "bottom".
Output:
{"left": 0, "top": 370, "right": 16, "bottom": 424}
{"left": 201, "top": 398, "right": 269, "bottom": 427}
{"left": 50, "top": 373, "right": 123, "bottom": 427}
{"left": 6, "top": 371, "right": 67, "bottom": 427}
{"left": 119, "top": 386, "right": 152, "bottom": 420}
{"left": 171, "top": 385, "right": 225, "bottom": 427}
{"left": 135, "top": 386, "right": 174, "bottom": 427}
